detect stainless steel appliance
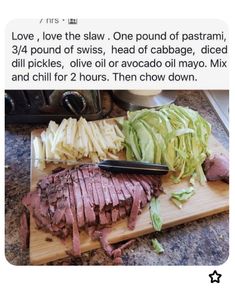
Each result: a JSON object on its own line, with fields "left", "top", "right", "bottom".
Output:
{"left": 112, "top": 90, "right": 176, "bottom": 110}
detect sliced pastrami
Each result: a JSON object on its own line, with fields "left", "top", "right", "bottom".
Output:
{"left": 30, "top": 190, "right": 51, "bottom": 228}
{"left": 92, "top": 166, "right": 106, "bottom": 211}
{"left": 87, "top": 165, "right": 99, "bottom": 207}
{"left": 46, "top": 184, "right": 58, "bottom": 205}
{"left": 49, "top": 204, "right": 55, "bottom": 214}
{"left": 119, "top": 206, "right": 126, "bottom": 218}
{"left": 22, "top": 191, "right": 38, "bottom": 212}
{"left": 93, "top": 228, "right": 113, "bottom": 257}
{"left": 116, "top": 174, "right": 132, "bottom": 201}
{"left": 77, "top": 168, "right": 96, "bottom": 225}
{"left": 111, "top": 240, "right": 136, "bottom": 264}
{"left": 37, "top": 175, "right": 52, "bottom": 190}
{"left": 22, "top": 164, "right": 163, "bottom": 261}
{"left": 67, "top": 171, "right": 78, "bottom": 215}
{"left": 31, "top": 189, "right": 41, "bottom": 211}
{"left": 125, "top": 175, "right": 148, "bottom": 207}
{"left": 62, "top": 173, "right": 74, "bottom": 225}
{"left": 99, "top": 210, "right": 109, "bottom": 225}
{"left": 61, "top": 227, "right": 70, "bottom": 239}
{"left": 70, "top": 169, "right": 85, "bottom": 228}
{"left": 66, "top": 172, "right": 81, "bottom": 256}
{"left": 50, "top": 173, "right": 68, "bottom": 225}
{"left": 132, "top": 174, "right": 152, "bottom": 201}
{"left": 64, "top": 206, "right": 74, "bottom": 225}
{"left": 86, "top": 225, "right": 96, "bottom": 240}
{"left": 111, "top": 176, "right": 125, "bottom": 202}
{"left": 111, "top": 208, "right": 119, "bottom": 222}
{"left": 120, "top": 174, "right": 134, "bottom": 196}
{"left": 80, "top": 165, "right": 95, "bottom": 207}
{"left": 113, "top": 257, "right": 123, "bottom": 265}
{"left": 128, "top": 184, "right": 143, "bottom": 230}
{"left": 105, "top": 211, "right": 112, "bottom": 224}
{"left": 147, "top": 175, "right": 162, "bottom": 196}
{"left": 112, "top": 239, "right": 135, "bottom": 258}
{"left": 39, "top": 200, "right": 49, "bottom": 217}
{"left": 125, "top": 203, "right": 132, "bottom": 216}
{"left": 52, "top": 198, "right": 66, "bottom": 225}
{"left": 100, "top": 171, "right": 112, "bottom": 206}
{"left": 106, "top": 175, "right": 119, "bottom": 207}
{"left": 138, "top": 174, "right": 153, "bottom": 186}
{"left": 72, "top": 220, "right": 81, "bottom": 256}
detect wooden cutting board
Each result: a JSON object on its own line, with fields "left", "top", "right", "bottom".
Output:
{"left": 29, "top": 118, "right": 229, "bottom": 264}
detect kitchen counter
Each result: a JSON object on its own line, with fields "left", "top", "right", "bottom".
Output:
{"left": 5, "top": 90, "right": 229, "bottom": 265}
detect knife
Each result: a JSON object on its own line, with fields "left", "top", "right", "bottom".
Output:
{"left": 32, "top": 158, "right": 169, "bottom": 175}
{"left": 98, "top": 160, "right": 169, "bottom": 175}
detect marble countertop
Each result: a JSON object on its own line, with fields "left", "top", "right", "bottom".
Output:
{"left": 5, "top": 90, "right": 229, "bottom": 265}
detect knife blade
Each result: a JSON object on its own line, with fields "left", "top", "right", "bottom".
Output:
{"left": 98, "top": 160, "right": 169, "bottom": 175}
{"left": 32, "top": 158, "right": 169, "bottom": 175}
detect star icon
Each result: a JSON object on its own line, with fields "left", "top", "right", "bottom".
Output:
{"left": 209, "top": 270, "right": 222, "bottom": 283}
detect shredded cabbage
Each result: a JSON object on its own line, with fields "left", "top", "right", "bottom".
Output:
{"left": 171, "top": 186, "right": 195, "bottom": 208}
{"left": 152, "top": 238, "right": 164, "bottom": 254}
{"left": 124, "top": 104, "right": 211, "bottom": 184}
{"left": 150, "top": 197, "right": 162, "bottom": 231}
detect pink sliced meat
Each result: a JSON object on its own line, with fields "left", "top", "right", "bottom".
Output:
{"left": 128, "top": 184, "right": 142, "bottom": 230}
{"left": 22, "top": 191, "right": 38, "bottom": 211}
{"left": 112, "top": 240, "right": 135, "bottom": 265}
{"left": 125, "top": 203, "right": 132, "bottom": 215}
{"left": 111, "top": 208, "right": 119, "bottom": 222}
{"left": 119, "top": 206, "right": 126, "bottom": 218}
{"left": 100, "top": 171, "right": 112, "bottom": 206}
{"left": 99, "top": 210, "right": 109, "bottom": 225}
{"left": 147, "top": 175, "right": 162, "bottom": 197}
{"left": 77, "top": 169, "right": 96, "bottom": 225}
{"left": 111, "top": 176, "right": 125, "bottom": 202}
{"left": 93, "top": 228, "right": 113, "bottom": 257}
{"left": 50, "top": 173, "right": 67, "bottom": 224}
{"left": 39, "top": 200, "right": 49, "bottom": 217}
{"left": 105, "top": 211, "right": 112, "bottom": 224}
{"left": 112, "top": 239, "right": 135, "bottom": 258}
{"left": 92, "top": 167, "right": 106, "bottom": 211}
{"left": 121, "top": 174, "right": 134, "bottom": 196}
{"left": 52, "top": 203, "right": 66, "bottom": 225}
{"left": 106, "top": 174, "right": 119, "bottom": 207}
{"left": 132, "top": 174, "right": 152, "bottom": 200}
{"left": 81, "top": 166, "right": 95, "bottom": 206}
{"left": 88, "top": 165, "right": 99, "bottom": 207}
{"left": 67, "top": 173, "right": 81, "bottom": 255}
{"left": 126, "top": 174, "right": 148, "bottom": 207}
{"left": 117, "top": 174, "right": 132, "bottom": 200}
{"left": 22, "top": 164, "right": 163, "bottom": 263}
{"left": 62, "top": 172, "right": 74, "bottom": 225}
{"left": 70, "top": 169, "right": 85, "bottom": 228}
{"left": 72, "top": 221, "right": 81, "bottom": 256}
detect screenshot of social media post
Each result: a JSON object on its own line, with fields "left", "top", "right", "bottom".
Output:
{"left": 5, "top": 19, "right": 229, "bottom": 268}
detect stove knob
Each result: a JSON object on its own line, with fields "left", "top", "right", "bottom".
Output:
{"left": 5, "top": 94, "right": 15, "bottom": 114}
{"left": 62, "top": 91, "right": 86, "bottom": 116}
